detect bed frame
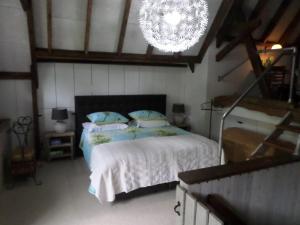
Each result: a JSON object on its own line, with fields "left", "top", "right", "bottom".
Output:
{"left": 74, "top": 94, "right": 166, "bottom": 156}
{"left": 74, "top": 94, "right": 178, "bottom": 200}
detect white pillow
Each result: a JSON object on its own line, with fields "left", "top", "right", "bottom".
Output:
{"left": 82, "top": 122, "right": 128, "bottom": 132}
{"left": 136, "top": 120, "right": 170, "bottom": 128}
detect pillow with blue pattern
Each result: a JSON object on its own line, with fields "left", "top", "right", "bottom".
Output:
{"left": 128, "top": 110, "right": 166, "bottom": 121}
{"left": 87, "top": 112, "right": 129, "bottom": 124}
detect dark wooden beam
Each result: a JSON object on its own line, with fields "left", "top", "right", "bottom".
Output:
{"left": 20, "top": 0, "right": 29, "bottom": 11}
{"left": 216, "top": 19, "right": 261, "bottom": 62}
{"left": 198, "top": 0, "right": 235, "bottom": 62}
{"left": 23, "top": 0, "right": 40, "bottom": 158}
{"left": 47, "top": 0, "right": 52, "bottom": 53}
{"left": 146, "top": 45, "right": 154, "bottom": 57}
{"left": 117, "top": 0, "right": 132, "bottom": 55}
{"left": 216, "top": 0, "right": 245, "bottom": 48}
{"left": 35, "top": 48, "right": 201, "bottom": 64}
{"left": 260, "top": 0, "right": 293, "bottom": 41}
{"left": 84, "top": 0, "right": 93, "bottom": 54}
{"left": 0, "top": 72, "right": 32, "bottom": 80}
{"left": 244, "top": 35, "right": 270, "bottom": 97}
{"left": 188, "top": 62, "right": 195, "bottom": 73}
{"left": 249, "top": 0, "right": 270, "bottom": 20}
{"left": 279, "top": 9, "right": 300, "bottom": 46}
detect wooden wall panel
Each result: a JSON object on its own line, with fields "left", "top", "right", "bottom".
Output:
{"left": 74, "top": 64, "right": 92, "bottom": 96}
{"left": 108, "top": 65, "right": 125, "bottom": 95}
{"left": 91, "top": 64, "right": 109, "bottom": 95}
{"left": 186, "top": 162, "right": 300, "bottom": 225}
{"left": 37, "top": 63, "right": 56, "bottom": 110}
{"left": 55, "top": 63, "right": 75, "bottom": 108}
{"left": 125, "top": 66, "right": 139, "bottom": 94}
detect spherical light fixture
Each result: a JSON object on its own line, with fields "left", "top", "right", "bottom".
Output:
{"left": 139, "top": 0, "right": 209, "bottom": 53}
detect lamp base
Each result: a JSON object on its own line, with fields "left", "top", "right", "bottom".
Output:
{"left": 54, "top": 121, "right": 67, "bottom": 133}
{"left": 173, "top": 114, "right": 186, "bottom": 126}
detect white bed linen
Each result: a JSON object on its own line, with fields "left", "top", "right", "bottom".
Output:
{"left": 88, "top": 134, "right": 219, "bottom": 203}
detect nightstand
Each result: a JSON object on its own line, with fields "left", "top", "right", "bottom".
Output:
{"left": 172, "top": 123, "right": 191, "bottom": 131}
{"left": 45, "top": 131, "right": 74, "bottom": 161}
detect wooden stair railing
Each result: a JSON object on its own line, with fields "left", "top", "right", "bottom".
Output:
{"left": 250, "top": 111, "right": 300, "bottom": 159}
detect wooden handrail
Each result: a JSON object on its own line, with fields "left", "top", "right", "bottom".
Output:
{"left": 178, "top": 156, "right": 300, "bottom": 185}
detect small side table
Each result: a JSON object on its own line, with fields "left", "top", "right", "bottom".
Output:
{"left": 45, "top": 131, "right": 75, "bottom": 161}
{"left": 172, "top": 123, "right": 191, "bottom": 131}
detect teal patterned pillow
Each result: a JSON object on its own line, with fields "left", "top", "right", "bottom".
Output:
{"left": 87, "top": 112, "right": 129, "bottom": 124}
{"left": 128, "top": 110, "right": 166, "bottom": 121}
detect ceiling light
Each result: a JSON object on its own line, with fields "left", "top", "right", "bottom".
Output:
{"left": 271, "top": 44, "right": 283, "bottom": 50}
{"left": 139, "top": 0, "right": 209, "bottom": 53}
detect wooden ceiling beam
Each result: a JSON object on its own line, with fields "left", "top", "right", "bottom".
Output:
{"left": 20, "top": 0, "right": 41, "bottom": 158}
{"left": 117, "top": 0, "right": 132, "bottom": 55}
{"left": 198, "top": 0, "right": 235, "bottom": 62}
{"left": 20, "top": 0, "right": 29, "bottom": 11}
{"left": 0, "top": 72, "right": 32, "bottom": 80}
{"left": 216, "top": 19, "right": 261, "bottom": 61}
{"left": 260, "top": 0, "right": 293, "bottom": 42}
{"left": 249, "top": 0, "right": 270, "bottom": 20}
{"left": 84, "top": 0, "right": 93, "bottom": 54}
{"left": 47, "top": 0, "right": 52, "bottom": 53}
{"left": 279, "top": 9, "right": 300, "bottom": 46}
{"left": 35, "top": 48, "right": 199, "bottom": 65}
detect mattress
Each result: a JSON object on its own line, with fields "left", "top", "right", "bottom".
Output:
{"left": 80, "top": 126, "right": 219, "bottom": 203}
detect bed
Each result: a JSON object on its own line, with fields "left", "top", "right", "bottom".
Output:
{"left": 75, "top": 95, "right": 219, "bottom": 203}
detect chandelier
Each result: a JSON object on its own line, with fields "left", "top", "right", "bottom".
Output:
{"left": 139, "top": 0, "right": 209, "bottom": 53}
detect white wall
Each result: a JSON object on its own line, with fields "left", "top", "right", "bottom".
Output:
{"left": 37, "top": 63, "right": 194, "bottom": 135}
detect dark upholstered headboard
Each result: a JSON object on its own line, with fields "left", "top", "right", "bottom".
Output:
{"left": 74, "top": 95, "right": 166, "bottom": 156}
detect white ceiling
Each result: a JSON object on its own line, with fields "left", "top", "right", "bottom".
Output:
{"left": 0, "top": 0, "right": 298, "bottom": 72}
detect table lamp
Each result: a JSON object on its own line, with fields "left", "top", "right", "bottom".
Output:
{"left": 52, "top": 108, "right": 68, "bottom": 133}
{"left": 172, "top": 104, "right": 186, "bottom": 125}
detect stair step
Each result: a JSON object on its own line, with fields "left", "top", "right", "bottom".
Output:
{"left": 277, "top": 125, "right": 300, "bottom": 133}
{"left": 263, "top": 139, "right": 295, "bottom": 154}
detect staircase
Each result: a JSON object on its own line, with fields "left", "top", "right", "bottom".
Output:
{"left": 251, "top": 111, "right": 300, "bottom": 159}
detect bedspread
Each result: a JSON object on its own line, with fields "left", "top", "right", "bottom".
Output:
{"left": 85, "top": 133, "right": 219, "bottom": 203}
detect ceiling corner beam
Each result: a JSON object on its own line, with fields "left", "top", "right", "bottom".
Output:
{"left": 279, "top": 9, "right": 300, "bottom": 46}
{"left": 216, "top": 19, "right": 261, "bottom": 62}
{"left": 84, "top": 0, "right": 93, "bottom": 54}
{"left": 249, "top": 0, "right": 270, "bottom": 20}
{"left": 20, "top": 0, "right": 29, "bottom": 11}
{"left": 198, "top": 0, "right": 235, "bottom": 63}
{"left": 260, "top": 0, "right": 292, "bottom": 42}
{"left": 117, "top": 0, "right": 132, "bottom": 55}
{"left": 47, "top": 0, "right": 52, "bottom": 53}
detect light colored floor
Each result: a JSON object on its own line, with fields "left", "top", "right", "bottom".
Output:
{"left": 0, "top": 159, "right": 176, "bottom": 225}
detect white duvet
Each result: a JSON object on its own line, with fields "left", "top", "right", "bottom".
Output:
{"left": 89, "top": 134, "right": 219, "bottom": 203}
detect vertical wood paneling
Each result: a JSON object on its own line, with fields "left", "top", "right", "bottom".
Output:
{"left": 74, "top": 64, "right": 92, "bottom": 95}
{"left": 38, "top": 63, "right": 56, "bottom": 110}
{"left": 91, "top": 64, "right": 109, "bottom": 95}
{"left": 35, "top": 63, "right": 190, "bottom": 134}
{"left": 208, "top": 214, "right": 223, "bottom": 225}
{"left": 195, "top": 202, "right": 209, "bottom": 225}
{"left": 139, "top": 66, "right": 153, "bottom": 94}
{"left": 176, "top": 186, "right": 186, "bottom": 225}
{"left": 108, "top": 65, "right": 125, "bottom": 95}
{"left": 15, "top": 80, "right": 33, "bottom": 116}
{"left": 186, "top": 162, "right": 300, "bottom": 225}
{"left": 184, "top": 194, "right": 197, "bottom": 225}
{"left": 125, "top": 66, "right": 139, "bottom": 94}
{"left": 55, "top": 63, "right": 75, "bottom": 108}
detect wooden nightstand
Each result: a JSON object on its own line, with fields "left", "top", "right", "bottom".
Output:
{"left": 45, "top": 131, "right": 75, "bottom": 161}
{"left": 172, "top": 123, "right": 191, "bottom": 131}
